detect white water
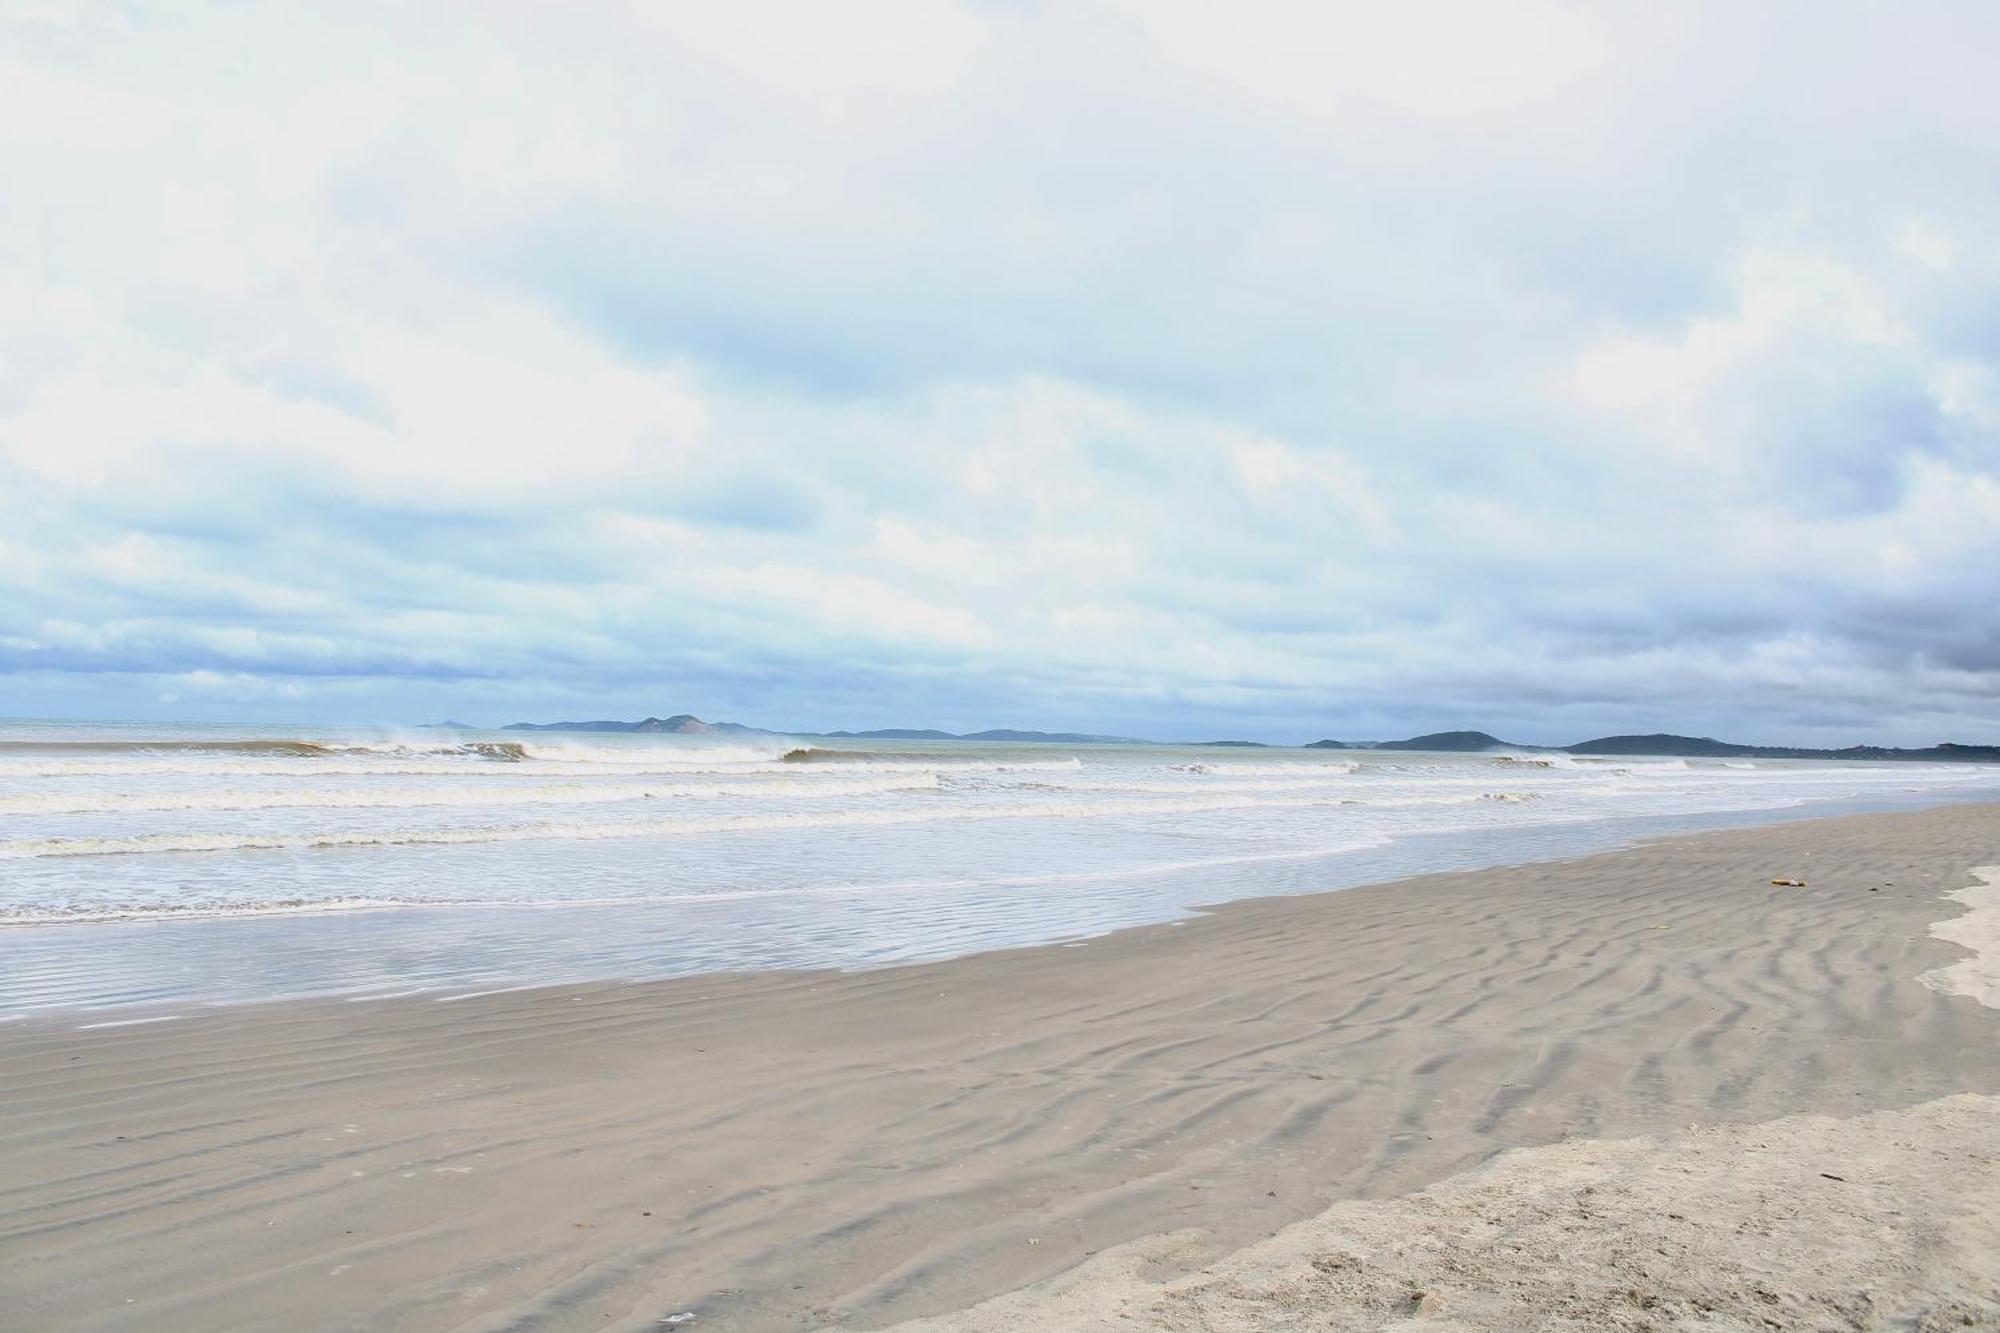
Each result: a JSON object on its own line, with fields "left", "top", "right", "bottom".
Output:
{"left": 2, "top": 720, "right": 1996, "bottom": 1013}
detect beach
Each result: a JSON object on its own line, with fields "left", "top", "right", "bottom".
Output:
{"left": 12, "top": 3, "right": 2000, "bottom": 1327}
{"left": 8, "top": 725, "right": 1997, "bottom": 1015}
{"left": 3, "top": 801, "right": 1997, "bottom": 1330}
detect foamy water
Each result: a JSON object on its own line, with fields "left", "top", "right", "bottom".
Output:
{"left": 2, "top": 719, "right": 1996, "bottom": 1014}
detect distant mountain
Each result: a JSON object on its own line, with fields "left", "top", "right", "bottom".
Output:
{"left": 502, "top": 714, "right": 770, "bottom": 735}
{"left": 502, "top": 717, "right": 1151, "bottom": 744}
{"left": 1566, "top": 733, "right": 1740, "bottom": 756}
{"left": 1567, "top": 733, "right": 2000, "bottom": 762}
{"left": 959, "top": 728, "right": 1150, "bottom": 744}
{"left": 492, "top": 715, "right": 1999, "bottom": 761}
{"left": 501, "top": 719, "right": 633, "bottom": 732}
{"left": 1375, "top": 730, "right": 1516, "bottom": 752}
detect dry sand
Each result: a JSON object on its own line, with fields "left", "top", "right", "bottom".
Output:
{"left": 1924, "top": 864, "right": 2000, "bottom": 1010}
{"left": 884, "top": 1093, "right": 2000, "bottom": 1332}
{"left": 2, "top": 804, "right": 1997, "bottom": 1331}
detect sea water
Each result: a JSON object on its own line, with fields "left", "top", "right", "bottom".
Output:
{"left": 3, "top": 718, "right": 1995, "bottom": 1014}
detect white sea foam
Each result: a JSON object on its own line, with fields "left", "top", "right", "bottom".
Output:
{"left": 0, "top": 772, "right": 937, "bottom": 816}
{"left": 0, "top": 790, "right": 1426, "bottom": 860}
{"left": 0, "top": 750, "right": 1083, "bottom": 781}
{"left": 0, "top": 782, "right": 1772, "bottom": 866}
{"left": 1170, "top": 760, "right": 1360, "bottom": 776}
{"left": 0, "top": 838, "right": 1397, "bottom": 925}
{"left": 779, "top": 754, "right": 1089, "bottom": 773}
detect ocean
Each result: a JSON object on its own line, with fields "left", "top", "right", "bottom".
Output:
{"left": 4, "top": 718, "right": 1996, "bottom": 1016}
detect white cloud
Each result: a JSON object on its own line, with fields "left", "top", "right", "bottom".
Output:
{"left": 1106, "top": 0, "right": 1630, "bottom": 126}
{"left": 1, "top": 2, "right": 1997, "bottom": 741}
{"left": 1572, "top": 247, "right": 1906, "bottom": 417}
{"left": 1896, "top": 219, "right": 1956, "bottom": 270}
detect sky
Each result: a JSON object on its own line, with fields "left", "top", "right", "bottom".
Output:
{"left": 3, "top": 2, "right": 1998, "bottom": 745}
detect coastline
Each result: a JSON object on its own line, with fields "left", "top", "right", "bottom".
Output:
{"left": 8, "top": 778, "right": 1997, "bottom": 1018}
{"left": 3, "top": 802, "right": 1997, "bottom": 1329}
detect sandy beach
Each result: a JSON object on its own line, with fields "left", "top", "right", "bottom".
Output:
{"left": 3, "top": 802, "right": 1997, "bottom": 1330}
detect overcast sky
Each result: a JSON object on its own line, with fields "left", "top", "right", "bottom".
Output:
{"left": 3, "top": 2, "right": 1997, "bottom": 743}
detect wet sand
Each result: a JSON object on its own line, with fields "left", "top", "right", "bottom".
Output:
{"left": 2, "top": 803, "right": 1997, "bottom": 1330}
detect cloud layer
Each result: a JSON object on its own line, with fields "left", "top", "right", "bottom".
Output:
{"left": 4, "top": 2, "right": 1997, "bottom": 743}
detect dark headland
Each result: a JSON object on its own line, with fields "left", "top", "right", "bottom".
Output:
{"left": 1307, "top": 729, "right": 2000, "bottom": 763}
{"left": 502, "top": 714, "right": 766, "bottom": 736}
{"left": 499, "top": 716, "right": 1151, "bottom": 745}
{"left": 492, "top": 716, "right": 1998, "bottom": 761}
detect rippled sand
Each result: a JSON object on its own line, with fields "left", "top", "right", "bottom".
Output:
{"left": 883, "top": 1093, "right": 2000, "bottom": 1331}
{"left": 2, "top": 803, "right": 1996, "bottom": 1330}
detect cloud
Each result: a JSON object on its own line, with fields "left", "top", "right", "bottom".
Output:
{"left": 1, "top": 2, "right": 1997, "bottom": 743}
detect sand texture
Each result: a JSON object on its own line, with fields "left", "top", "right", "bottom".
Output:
{"left": 1, "top": 804, "right": 1997, "bottom": 1330}
{"left": 882, "top": 1093, "right": 2000, "bottom": 1332}
{"left": 1923, "top": 865, "right": 2000, "bottom": 1010}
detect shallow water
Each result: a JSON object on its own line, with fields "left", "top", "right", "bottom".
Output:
{"left": 3, "top": 719, "right": 1996, "bottom": 1013}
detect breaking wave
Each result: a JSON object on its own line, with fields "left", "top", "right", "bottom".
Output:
{"left": 0, "top": 738, "right": 531, "bottom": 761}
{"left": 1169, "top": 760, "right": 1360, "bottom": 776}
{"left": 781, "top": 747, "right": 1086, "bottom": 772}
{"left": 1493, "top": 752, "right": 1588, "bottom": 769}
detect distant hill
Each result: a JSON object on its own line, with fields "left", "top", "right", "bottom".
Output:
{"left": 1566, "top": 733, "right": 1741, "bottom": 756}
{"left": 1375, "top": 730, "right": 1516, "bottom": 752}
{"left": 504, "top": 718, "right": 1151, "bottom": 744}
{"left": 1567, "top": 733, "right": 2000, "bottom": 762}
{"left": 958, "top": 728, "right": 1150, "bottom": 744}
{"left": 503, "top": 714, "right": 769, "bottom": 735}
{"left": 1363, "top": 728, "right": 2000, "bottom": 761}
{"left": 492, "top": 715, "right": 1999, "bottom": 761}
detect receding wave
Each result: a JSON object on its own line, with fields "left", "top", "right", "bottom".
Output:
{"left": 0, "top": 895, "right": 442, "bottom": 926}
{"left": 0, "top": 786, "right": 1590, "bottom": 863}
{"left": 0, "top": 789, "right": 1457, "bottom": 861}
{"left": 1168, "top": 760, "right": 1360, "bottom": 776}
{"left": 0, "top": 772, "right": 940, "bottom": 816}
{"left": 0, "top": 839, "right": 1396, "bottom": 926}
{"left": 782, "top": 746, "right": 1086, "bottom": 772}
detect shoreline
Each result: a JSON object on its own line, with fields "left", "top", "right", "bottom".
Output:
{"left": 2, "top": 802, "right": 1997, "bottom": 1329}
{"left": 7, "top": 783, "right": 1999, "bottom": 1021}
